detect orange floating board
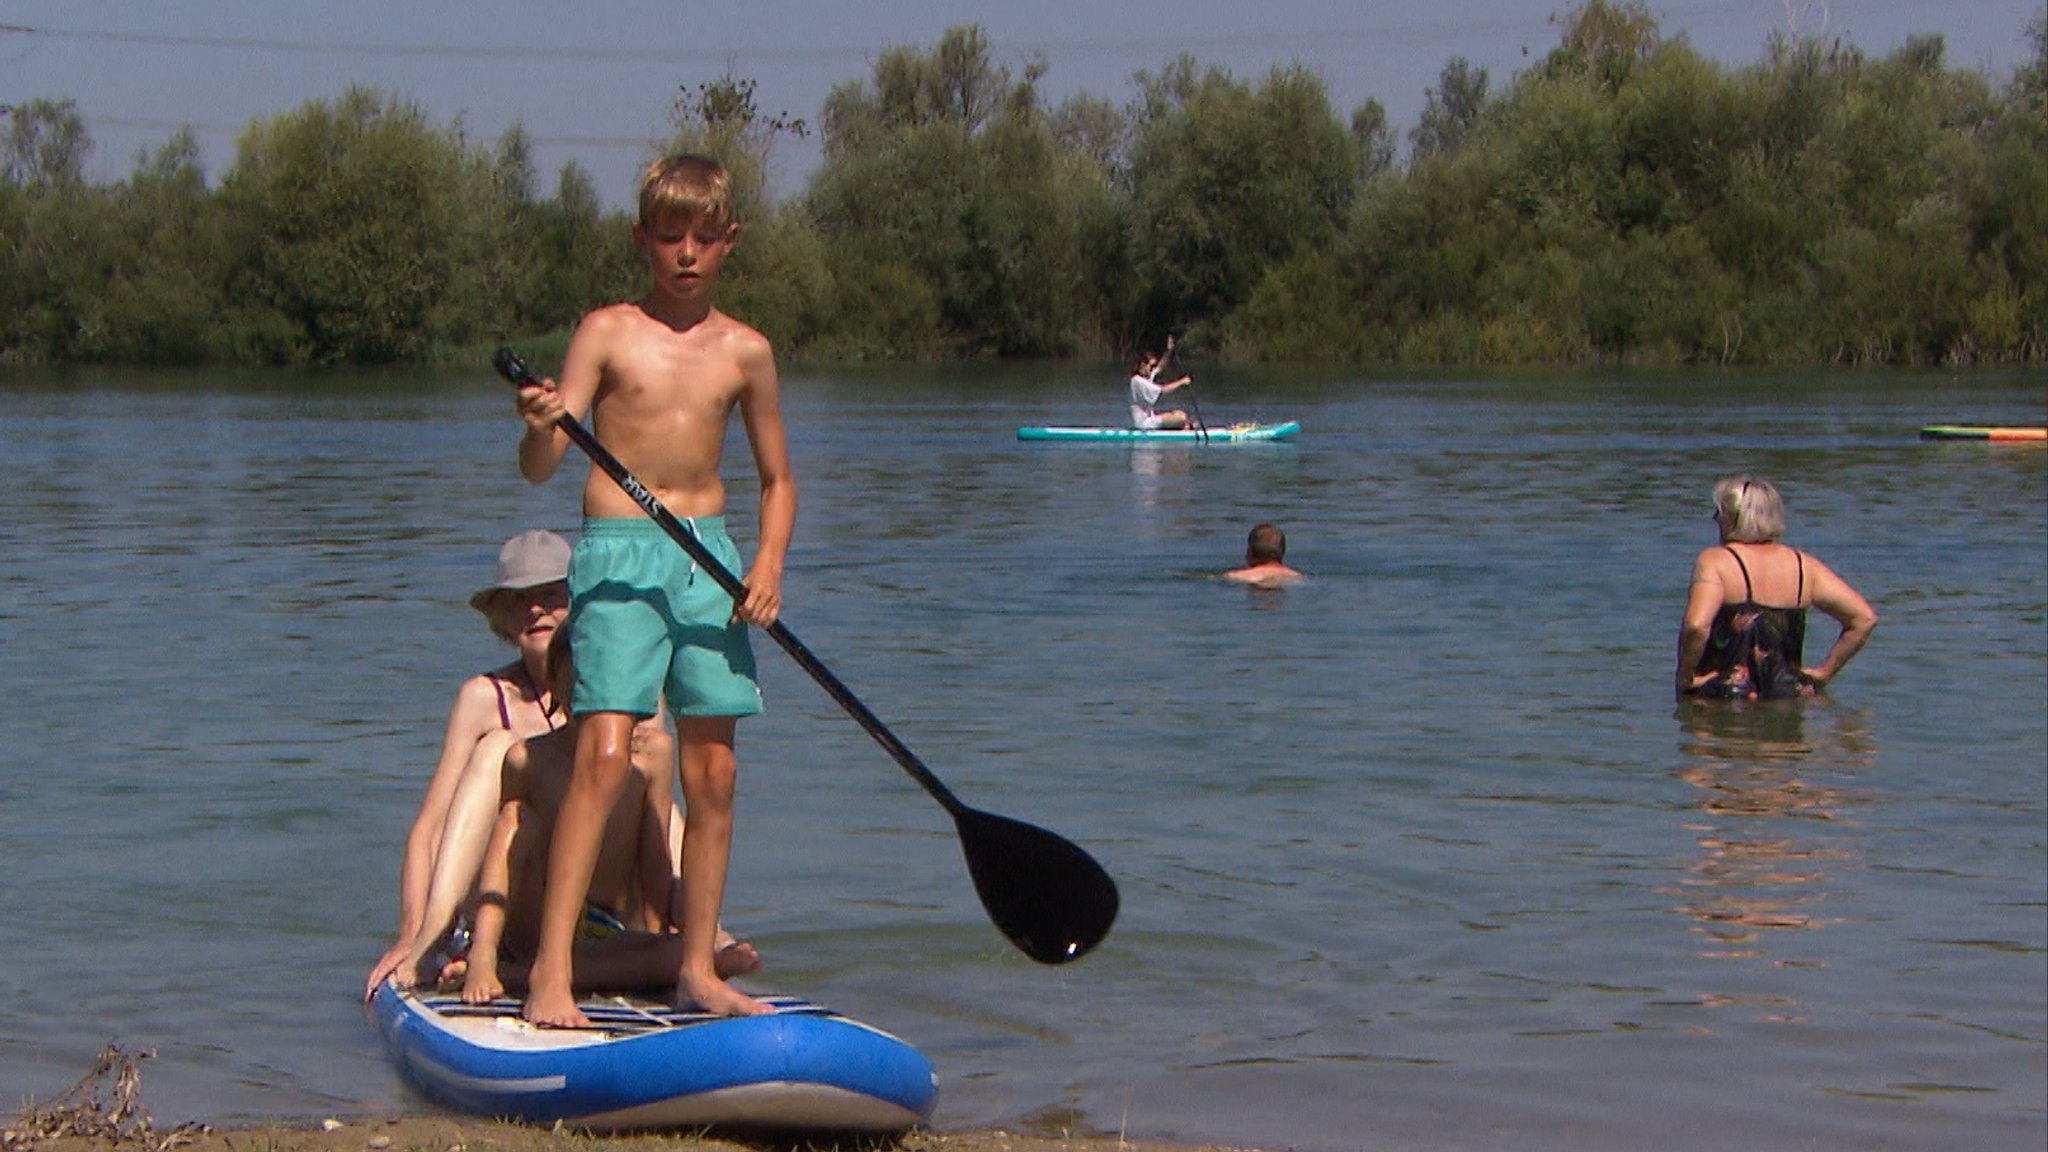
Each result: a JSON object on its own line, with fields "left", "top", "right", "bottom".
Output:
{"left": 1919, "top": 425, "right": 2048, "bottom": 442}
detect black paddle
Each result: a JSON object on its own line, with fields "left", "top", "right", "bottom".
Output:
{"left": 1164, "top": 335, "right": 1207, "bottom": 443}
{"left": 492, "top": 348, "right": 1118, "bottom": 964}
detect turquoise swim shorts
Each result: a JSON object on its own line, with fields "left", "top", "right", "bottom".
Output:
{"left": 566, "top": 517, "right": 763, "bottom": 719}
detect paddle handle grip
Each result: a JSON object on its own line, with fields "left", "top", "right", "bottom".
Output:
{"left": 490, "top": 349, "right": 968, "bottom": 817}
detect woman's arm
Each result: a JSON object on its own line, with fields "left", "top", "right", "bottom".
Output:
{"left": 1801, "top": 554, "right": 1878, "bottom": 689}
{"left": 365, "top": 675, "right": 499, "bottom": 999}
{"left": 1674, "top": 550, "right": 1725, "bottom": 694}
{"left": 401, "top": 680, "right": 503, "bottom": 921}
{"left": 396, "top": 728, "right": 522, "bottom": 982}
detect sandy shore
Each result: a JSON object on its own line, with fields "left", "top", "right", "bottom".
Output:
{"left": 1, "top": 1116, "right": 1267, "bottom": 1152}
{"left": 1, "top": 1052, "right": 1260, "bottom": 1152}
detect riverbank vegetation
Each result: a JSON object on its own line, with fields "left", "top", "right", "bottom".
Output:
{"left": 2, "top": 2, "right": 2041, "bottom": 367}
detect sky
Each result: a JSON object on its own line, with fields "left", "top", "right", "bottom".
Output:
{"left": 3, "top": 0, "right": 2041, "bottom": 209}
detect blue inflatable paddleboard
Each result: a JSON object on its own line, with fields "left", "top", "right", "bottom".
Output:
{"left": 369, "top": 982, "right": 936, "bottom": 1133}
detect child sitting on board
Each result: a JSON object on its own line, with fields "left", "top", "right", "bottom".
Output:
{"left": 393, "top": 628, "right": 759, "bottom": 1003}
{"left": 1129, "top": 335, "right": 1196, "bottom": 430}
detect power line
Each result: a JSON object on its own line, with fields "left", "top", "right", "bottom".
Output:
{"left": 0, "top": 22, "right": 770, "bottom": 62}
{"left": 0, "top": 3, "right": 1854, "bottom": 80}
{"left": 0, "top": 21, "right": 851, "bottom": 63}
{"left": 0, "top": 13, "right": 1588, "bottom": 67}
{"left": 0, "top": 3, "right": 2015, "bottom": 73}
{"left": 81, "top": 113, "right": 658, "bottom": 150}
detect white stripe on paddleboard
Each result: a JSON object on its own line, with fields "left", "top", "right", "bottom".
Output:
{"left": 410, "top": 1051, "right": 566, "bottom": 1096}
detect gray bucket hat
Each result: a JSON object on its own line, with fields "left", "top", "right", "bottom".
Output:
{"left": 469, "top": 530, "right": 571, "bottom": 614}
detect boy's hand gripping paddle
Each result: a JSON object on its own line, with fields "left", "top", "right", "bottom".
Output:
{"left": 492, "top": 348, "right": 1118, "bottom": 964}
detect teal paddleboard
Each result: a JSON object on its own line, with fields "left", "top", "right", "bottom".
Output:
{"left": 1017, "top": 421, "right": 1300, "bottom": 443}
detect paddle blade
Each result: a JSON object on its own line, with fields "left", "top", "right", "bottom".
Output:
{"left": 954, "top": 805, "right": 1118, "bottom": 964}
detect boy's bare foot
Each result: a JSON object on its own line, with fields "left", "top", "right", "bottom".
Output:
{"left": 462, "top": 961, "right": 506, "bottom": 1005}
{"left": 434, "top": 957, "right": 468, "bottom": 991}
{"left": 522, "top": 976, "right": 591, "bottom": 1028}
{"left": 677, "top": 971, "right": 771, "bottom": 1017}
{"left": 714, "top": 938, "right": 761, "bottom": 978}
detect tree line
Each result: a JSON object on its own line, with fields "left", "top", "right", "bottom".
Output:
{"left": 2, "top": 1, "right": 2042, "bottom": 368}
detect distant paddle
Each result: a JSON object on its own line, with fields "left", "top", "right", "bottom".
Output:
{"left": 1165, "top": 335, "right": 1207, "bottom": 444}
{"left": 492, "top": 348, "right": 1119, "bottom": 964}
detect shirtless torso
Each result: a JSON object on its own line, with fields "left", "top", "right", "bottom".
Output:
{"left": 1223, "top": 562, "right": 1305, "bottom": 589}
{"left": 513, "top": 196, "right": 797, "bottom": 1023}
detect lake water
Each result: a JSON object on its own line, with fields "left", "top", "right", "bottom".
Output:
{"left": 0, "top": 363, "right": 2042, "bottom": 1152}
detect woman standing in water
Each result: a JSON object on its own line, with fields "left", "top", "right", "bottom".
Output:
{"left": 1676, "top": 475, "right": 1878, "bottom": 700}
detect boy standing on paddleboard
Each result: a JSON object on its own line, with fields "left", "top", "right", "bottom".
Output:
{"left": 512, "top": 153, "right": 795, "bottom": 1024}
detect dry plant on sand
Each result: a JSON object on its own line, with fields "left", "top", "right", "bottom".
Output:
{"left": 3, "top": 1045, "right": 207, "bottom": 1152}
{"left": 4, "top": 1047, "right": 1255, "bottom": 1152}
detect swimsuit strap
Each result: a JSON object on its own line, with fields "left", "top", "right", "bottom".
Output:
{"left": 490, "top": 673, "right": 514, "bottom": 731}
{"left": 492, "top": 665, "right": 562, "bottom": 733}
{"left": 518, "top": 663, "right": 562, "bottom": 733}
{"left": 1723, "top": 545, "right": 1755, "bottom": 602}
{"left": 1795, "top": 550, "right": 1805, "bottom": 605}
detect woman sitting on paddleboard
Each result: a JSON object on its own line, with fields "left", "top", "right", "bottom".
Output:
{"left": 365, "top": 531, "right": 584, "bottom": 997}
{"left": 1675, "top": 475, "right": 1877, "bottom": 700}
{"left": 363, "top": 531, "right": 710, "bottom": 999}
{"left": 398, "top": 628, "right": 758, "bottom": 1003}
{"left": 1129, "top": 336, "right": 1197, "bottom": 430}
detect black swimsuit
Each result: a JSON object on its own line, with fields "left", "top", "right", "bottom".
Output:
{"left": 1690, "top": 547, "right": 1808, "bottom": 701}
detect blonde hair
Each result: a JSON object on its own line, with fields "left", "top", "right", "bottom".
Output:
{"left": 1713, "top": 474, "right": 1785, "bottom": 543}
{"left": 637, "top": 154, "right": 736, "bottom": 232}
{"left": 478, "top": 590, "right": 522, "bottom": 643}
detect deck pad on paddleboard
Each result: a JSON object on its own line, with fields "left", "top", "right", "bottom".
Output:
{"left": 370, "top": 983, "right": 936, "bottom": 1133}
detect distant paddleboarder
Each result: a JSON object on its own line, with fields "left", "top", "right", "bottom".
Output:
{"left": 1129, "top": 335, "right": 1198, "bottom": 430}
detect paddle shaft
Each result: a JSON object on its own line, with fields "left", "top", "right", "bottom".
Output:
{"left": 1165, "top": 337, "right": 1207, "bottom": 443}
{"left": 493, "top": 348, "right": 1118, "bottom": 965}
{"left": 495, "top": 354, "right": 968, "bottom": 819}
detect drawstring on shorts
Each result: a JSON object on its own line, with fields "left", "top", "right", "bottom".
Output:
{"left": 679, "top": 517, "right": 700, "bottom": 585}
